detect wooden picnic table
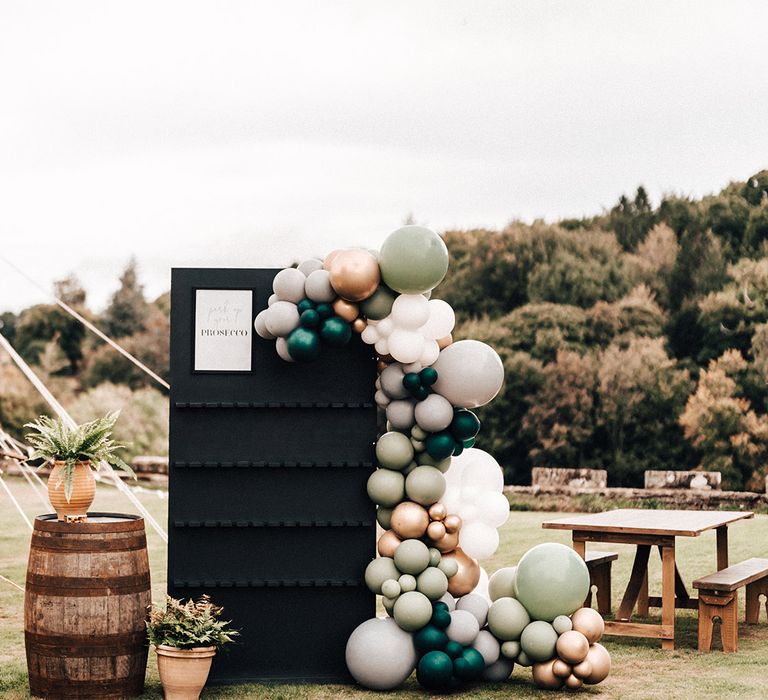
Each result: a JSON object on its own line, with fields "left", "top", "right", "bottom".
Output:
{"left": 542, "top": 508, "right": 754, "bottom": 649}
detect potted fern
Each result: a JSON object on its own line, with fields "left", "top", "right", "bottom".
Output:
{"left": 148, "top": 595, "right": 239, "bottom": 700}
{"left": 24, "top": 412, "right": 134, "bottom": 521}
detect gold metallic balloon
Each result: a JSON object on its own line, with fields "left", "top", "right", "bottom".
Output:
{"left": 583, "top": 643, "right": 611, "bottom": 685}
{"left": 332, "top": 298, "right": 360, "bottom": 322}
{"left": 552, "top": 659, "right": 572, "bottom": 678}
{"left": 352, "top": 318, "right": 367, "bottom": 333}
{"left": 565, "top": 674, "right": 583, "bottom": 690}
{"left": 433, "top": 530, "right": 459, "bottom": 553}
{"left": 556, "top": 630, "right": 590, "bottom": 665}
{"left": 328, "top": 249, "right": 380, "bottom": 302}
{"left": 428, "top": 503, "right": 447, "bottom": 521}
{"left": 377, "top": 360, "right": 391, "bottom": 372}
{"left": 570, "top": 607, "right": 605, "bottom": 645}
{"left": 443, "top": 514, "right": 462, "bottom": 535}
{"left": 572, "top": 659, "right": 592, "bottom": 680}
{"left": 323, "top": 249, "right": 344, "bottom": 271}
{"left": 390, "top": 501, "right": 429, "bottom": 539}
{"left": 437, "top": 334, "right": 453, "bottom": 350}
{"left": 532, "top": 659, "right": 564, "bottom": 690}
{"left": 426, "top": 521, "right": 446, "bottom": 541}
{"left": 377, "top": 529, "right": 402, "bottom": 558}
{"left": 443, "top": 548, "right": 480, "bottom": 596}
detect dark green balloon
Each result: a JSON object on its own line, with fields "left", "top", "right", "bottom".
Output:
{"left": 425, "top": 431, "right": 456, "bottom": 461}
{"left": 412, "top": 386, "right": 430, "bottom": 401}
{"left": 453, "top": 647, "right": 485, "bottom": 681}
{"left": 463, "top": 438, "right": 475, "bottom": 449}
{"left": 451, "top": 410, "right": 481, "bottom": 441}
{"left": 414, "top": 624, "right": 449, "bottom": 655}
{"left": 300, "top": 308, "right": 320, "bottom": 329}
{"left": 359, "top": 285, "right": 396, "bottom": 320}
{"left": 417, "top": 651, "right": 454, "bottom": 691}
{"left": 444, "top": 640, "right": 464, "bottom": 659}
{"left": 419, "top": 367, "right": 438, "bottom": 386}
{"left": 431, "top": 607, "right": 451, "bottom": 630}
{"left": 316, "top": 302, "right": 333, "bottom": 319}
{"left": 452, "top": 442, "right": 464, "bottom": 457}
{"left": 287, "top": 327, "right": 321, "bottom": 361}
{"left": 320, "top": 317, "right": 352, "bottom": 346}
{"left": 403, "top": 373, "right": 422, "bottom": 391}
{"left": 297, "top": 298, "right": 315, "bottom": 313}
{"left": 433, "top": 601, "right": 449, "bottom": 612}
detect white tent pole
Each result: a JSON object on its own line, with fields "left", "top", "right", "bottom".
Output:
{"left": 0, "top": 472, "right": 33, "bottom": 530}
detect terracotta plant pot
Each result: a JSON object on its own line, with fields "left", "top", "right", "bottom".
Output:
{"left": 48, "top": 460, "right": 96, "bottom": 521}
{"left": 156, "top": 645, "right": 217, "bottom": 700}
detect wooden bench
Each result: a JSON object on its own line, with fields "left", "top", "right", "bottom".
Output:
{"left": 693, "top": 557, "right": 768, "bottom": 652}
{"left": 584, "top": 550, "right": 618, "bottom": 615}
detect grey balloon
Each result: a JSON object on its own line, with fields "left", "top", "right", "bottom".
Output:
{"left": 264, "top": 301, "right": 300, "bottom": 337}
{"left": 345, "top": 617, "right": 417, "bottom": 690}
{"left": 482, "top": 657, "right": 514, "bottom": 681}
{"left": 473, "top": 629, "right": 501, "bottom": 666}
{"left": 457, "top": 593, "right": 490, "bottom": 628}
{"left": 304, "top": 269, "right": 336, "bottom": 303}
{"left": 386, "top": 400, "right": 416, "bottom": 431}
{"left": 253, "top": 310, "right": 275, "bottom": 339}
{"left": 272, "top": 267, "right": 307, "bottom": 303}
{"left": 380, "top": 364, "right": 410, "bottom": 400}
{"left": 297, "top": 258, "right": 324, "bottom": 276}
{"left": 414, "top": 393, "right": 455, "bottom": 432}
{"left": 432, "top": 340, "right": 505, "bottom": 409}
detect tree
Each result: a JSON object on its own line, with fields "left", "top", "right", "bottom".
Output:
{"left": 668, "top": 229, "right": 727, "bottom": 309}
{"left": 679, "top": 350, "right": 768, "bottom": 490}
{"left": 13, "top": 304, "right": 85, "bottom": 373}
{"left": 53, "top": 274, "right": 87, "bottom": 307}
{"left": 701, "top": 194, "right": 750, "bottom": 257}
{"left": 743, "top": 200, "right": 768, "bottom": 252}
{"left": 523, "top": 351, "right": 598, "bottom": 467}
{"left": 103, "top": 258, "right": 149, "bottom": 338}
{"left": 741, "top": 170, "right": 768, "bottom": 206}
{"left": 609, "top": 186, "right": 656, "bottom": 251}
{"left": 628, "top": 223, "right": 679, "bottom": 307}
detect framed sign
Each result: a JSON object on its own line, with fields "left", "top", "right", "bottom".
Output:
{"left": 193, "top": 288, "right": 253, "bottom": 372}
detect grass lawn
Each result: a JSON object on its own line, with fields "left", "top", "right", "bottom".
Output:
{"left": 1, "top": 476, "right": 767, "bottom": 699}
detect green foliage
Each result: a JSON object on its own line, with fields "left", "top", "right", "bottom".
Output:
{"left": 609, "top": 186, "right": 656, "bottom": 251}
{"left": 103, "top": 257, "right": 150, "bottom": 338}
{"left": 13, "top": 304, "right": 85, "bottom": 373}
{"left": 24, "top": 412, "right": 135, "bottom": 500}
{"left": 0, "top": 366, "right": 47, "bottom": 441}
{"left": 147, "top": 595, "right": 239, "bottom": 650}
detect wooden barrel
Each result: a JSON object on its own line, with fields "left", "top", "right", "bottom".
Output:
{"left": 25, "top": 513, "right": 151, "bottom": 699}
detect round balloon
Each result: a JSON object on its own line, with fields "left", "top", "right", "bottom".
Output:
{"left": 488, "top": 567, "right": 517, "bottom": 602}
{"left": 378, "top": 226, "right": 449, "bottom": 294}
{"left": 487, "top": 597, "right": 530, "bottom": 641}
{"left": 520, "top": 620, "right": 559, "bottom": 662}
{"left": 514, "top": 543, "right": 591, "bottom": 621}
{"left": 393, "top": 591, "right": 433, "bottom": 632}
{"left": 432, "top": 340, "right": 504, "bottom": 408}
{"left": 272, "top": 268, "right": 306, "bottom": 303}
{"left": 328, "top": 249, "right": 380, "bottom": 301}
{"left": 346, "top": 617, "right": 417, "bottom": 690}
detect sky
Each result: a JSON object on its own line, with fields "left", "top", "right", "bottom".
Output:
{"left": 1, "top": 1, "right": 767, "bottom": 313}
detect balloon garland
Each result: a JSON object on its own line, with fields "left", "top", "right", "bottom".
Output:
{"left": 256, "top": 225, "right": 611, "bottom": 692}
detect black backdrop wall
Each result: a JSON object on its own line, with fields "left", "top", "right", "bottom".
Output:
{"left": 169, "top": 268, "right": 377, "bottom": 682}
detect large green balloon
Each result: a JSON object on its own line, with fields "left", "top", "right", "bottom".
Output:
{"left": 379, "top": 226, "right": 449, "bottom": 294}
{"left": 405, "top": 466, "right": 446, "bottom": 506}
{"left": 366, "top": 469, "right": 405, "bottom": 507}
{"left": 376, "top": 432, "right": 415, "bottom": 471}
{"left": 319, "top": 316, "right": 351, "bottom": 346}
{"left": 417, "top": 650, "right": 454, "bottom": 691}
{"left": 414, "top": 624, "right": 449, "bottom": 655}
{"left": 424, "top": 431, "right": 456, "bottom": 461}
{"left": 393, "top": 591, "right": 433, "bottom": 632}
{"left": 520, "top": 620, "right": 558, "bottom": 662}
{"left": 364, "top": 557, "right": 401, "bottom": 594}
{"left": 453, "top": 647, "right": 485, "bottom": 681}
{"left": 394, "top": 539, "right": 431, "bottom": 575}
{"left": 514, "top": 543, "right": 590, "bottom": 621}
{"left": 360, "top": 285, "right": 397, "bottom": 320}
{"left": 286, "top": 327, "right": 321, "bottom": 361}
{"left": 487, "top": 597, "right": 531, "bottom": 641}
{"left": 417, "top": 567, "right": 449, "bottom": 601}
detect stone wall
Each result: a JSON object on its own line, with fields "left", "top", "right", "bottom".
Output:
{"left": 644, "top": 470, "right": 721, "bottom": 490}
{"left": 531, "top": 467, "right": 607, "bottom": 489}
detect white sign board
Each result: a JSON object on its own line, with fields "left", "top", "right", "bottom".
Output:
{"left": 194, "top": 289, "right": 253, "bottom": 372}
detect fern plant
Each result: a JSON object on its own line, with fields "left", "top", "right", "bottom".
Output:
{"left": 24, "top": 412, "right": 135, "bottom": 501}
{"left": 147, "top": 595, "right": 240, "bottom": 649}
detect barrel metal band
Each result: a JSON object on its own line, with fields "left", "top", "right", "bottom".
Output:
{"left": 25, "top": 572, "right": 151, "bottom": 596}
{"left": 31, "top": 533, "right": 147, "bottom": 553}
{"left": 25, "top": 630, "right": 148, "bottom": 657}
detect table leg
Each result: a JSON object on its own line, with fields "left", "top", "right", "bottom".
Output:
{"left": 716, "top": 526, "right": 728, "bottom": 570}
{"left": 637, "top": 571, "right": 649, "bottom": 616}
{"left": 572, "top": 537, "right": 585, "bottom": 558}
{"left": 661, "top": 544, "right": 676, "bottom": 650}
{"left": 617, "top": 545, "right": 651, "bottom": 621}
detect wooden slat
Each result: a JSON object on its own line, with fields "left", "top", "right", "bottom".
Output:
{"left": 574, "top": 530, "right": 674, "bottom": 547}
{"left": 693, "top": 558, "right": 768, "bottom": 592}
{"left": 603, "top": 621, "right": 674, "bottom": 639}
{"left": 543, "top": 509, "right": 754, "bottom": 537}
{"left": 585, "top": 550, "right": 618, "bottom": 566}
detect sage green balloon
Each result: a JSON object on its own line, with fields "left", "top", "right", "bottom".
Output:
{"left": 365, "top": 557, "right": 401, "bottom": 594}
{"left": 383, "top": 595, "right": 397, "bottom": 614}
{"left": 393, "top": 591, "right": 434, "bottom": 632}
{"left": 376, "top": 432, "right": 415, "bottom": 470}
{"left": 516, "top": 651, "right": 532, "bottom": 667}
{"left": 366, "top": 469, "right": 405, "bottom": 507}
{"left": 514, "top": 543, "right": 591, "bottom": 621}
{"left": 501, "top": 640, "right": 521, "bottom": 659}
{"left": 394, "top": 539, "right": 431, "bottom": 575}
{"left": 377, "top": 506, "right": 393, "bottom": 530}
{"left": 437, "top": 557, "right": 459, "bottom": 579}
{"left": 552, "top": 615, "right": 573, "bottom": 635}
{"left": 488, "top": 566, "right": 517, "bottom": 602}
{"left": 520, "top": 620, "right": 559, "bottom": 662}
{"left": 382, "top": 578, "right": 402, "bottom": 599}
{"left": 411, "top": 425, "right": 428, "bottom": 441}
{"left": 417, "top": 567, "right": 449, "bottom": 601}
{"left": 405, "top": 466, "right": 446, "bottom": 507}
{"left": 379, "top": 226, "right": 449, "bottom": 294}
{"left": 428, "top": 548, "right": 442, "bottom": 567}
{"left": 487, "top": 597, "right": 531, "bottom": 641}
{"left": 360, "top": 285, "right": 397, "bottom": 320}
{"left": 399, "top": 574, "right": 417, "bottom": 592}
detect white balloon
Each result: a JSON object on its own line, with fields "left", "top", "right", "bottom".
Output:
{"left": 419, "top": 339, "right": 440, "bottom": 367}
{"left": 388, "top": 329, "right": 425, "bottom": 364}
{"left": 345, "top": 617, "right": 417, "bottom": 690}
{"left": 275, "top": 337, "right": 295, "bottom": 362}
{"left": 379, "top": 364, "right": 409, "bottom": 399}
{"left": 403, "top": 361, "right": 423, "bottom": 373}
{"left": 297, "top": 258, "right": 324, "bottom": 275}
{"left": 446, "top": 609, "right": 480, "bottom": 646}
{"left": 377, "top": 317, "right": 394, "bottom": 337}
{"left": 473, "top": 629, "right": 501, "bottom": 666}
{"left": 375, "top": 390, "right": 391, "bottom": 407}
{"left": 440, "top": 485, "right": 462, "bottom": 514}
{"left": 460, "top": 449, "right": 505, "bottom": 492}
{"left": 420, "top": 299, "right": 456, "bottom": 340}
{"left": 253, "top": 310, "right": 275, "bottom": 339}
{"left": 375, "top": 338, "right": 390, "bottom": 355}
{"left": 390, "top": 294, "right": 431, "bottom": 329}
{"left": 272, "top": 267, "right": 307, "bottom": 303}
{"left": 268, "top": 293, "right": 278, "bottom": 306}
{"left": 304, "top": 269, "right": 336, "bottom": 303}
{"left": 264, "top": 301, "right": 300, "bottom": 337}
{"left": 473, "top": 566, "right": 492, "bottom": 602}
{"left": 361, "top": 324, "right": 380, "bottom": 345}
{"left": 459, "top": 521, "right": 500, "bottom": 561}
{"left": 386, "top": 400, "right": 416, "bottom": 431}
{"left": 457, "top": 593, "right": 490, "bottom": 627}
{"left": 438, "top": 592, "right": 456, "bottom": 611}
{"left": 477, "top": 491, "right": 511, "bottom": 528}
{"left": 432, "top": 340, "right": 504, "bottom": 408}
{"left": 414, "top": 394, "right": 454, "bottom": 432}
